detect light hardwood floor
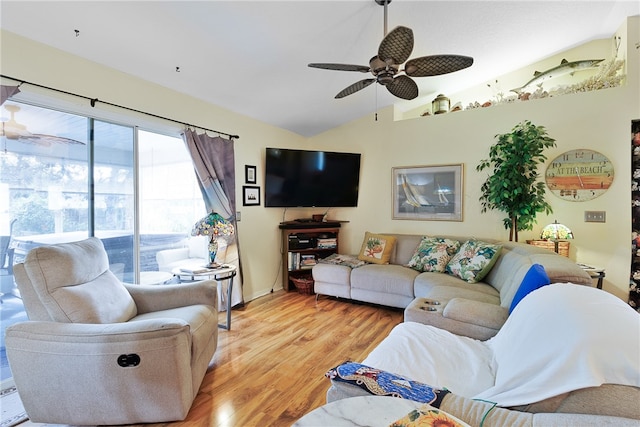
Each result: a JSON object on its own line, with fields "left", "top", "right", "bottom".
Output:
{"left": 21, "top": 290, "right": 404, "bottom": 427}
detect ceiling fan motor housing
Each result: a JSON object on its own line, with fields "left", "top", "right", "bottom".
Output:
{"left": 369, "top": 56, "right": 398, "bottom": 85}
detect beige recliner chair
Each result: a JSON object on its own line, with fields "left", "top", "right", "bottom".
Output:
{"left": 5, "top": 237, "right": 219, "bottom": 425}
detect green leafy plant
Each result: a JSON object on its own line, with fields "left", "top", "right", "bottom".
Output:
{"left": 476, "top": 120, "right": 556, "bottom": 242}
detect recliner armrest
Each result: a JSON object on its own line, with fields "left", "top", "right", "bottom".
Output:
{"left": 124, "top": 280, "right": 218, "bottom": 314}
{"left": 6, "top": 318, "right": 191, "bottom": 342}
{"left": 443, "top": 298, "right": 509, "bottom": 331}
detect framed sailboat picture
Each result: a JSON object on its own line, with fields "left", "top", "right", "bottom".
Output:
{"left": 392, "top": 164, "right": 463, "bottom": 221}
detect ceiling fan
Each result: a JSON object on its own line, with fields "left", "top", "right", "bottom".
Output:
{"left": 308, "top": 0, "right": 473, "bottom": 100}
{"left": 1, "top": 104, "right": 84, "bottom": 146}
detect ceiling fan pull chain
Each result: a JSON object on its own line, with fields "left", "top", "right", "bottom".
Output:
{"left": 375, "top": 84, "right": 378, "bottom": 122}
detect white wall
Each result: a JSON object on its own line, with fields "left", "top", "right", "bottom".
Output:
{"left": 2, "top": 16, "right": 638, "bottom": 302}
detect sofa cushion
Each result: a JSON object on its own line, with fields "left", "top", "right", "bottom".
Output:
{"left": 509, "top": 263, "right": 550, "bottom": 314}
{"left": 407, "top": 237, "right": 461, "bottom": 273}
{"left": 357, "top": 232, "right": 397, "bottom": 265}
{"left": 424, "top": 286, "right": 501, "bottom": 306}
{"left": 414, "top": 272, "right": 500, "bottom": 299}
{"left": 446, "top": 240, "right": 502, "bottom": 283}
{"left": 390, "top": 234, "right": 425, "bottom": 265}
{"left": 312, "top": 262, "right": 352, "bottom": 285}
{"left": 444, "top": 299, "right": 509, "bottom": 331}
{"left": 351, "top": 264, "right": 418, "bottom": 297}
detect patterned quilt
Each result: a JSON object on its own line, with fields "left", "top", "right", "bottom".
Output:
{"left": 326, "top": 361, "right": 449, "bottom": 407}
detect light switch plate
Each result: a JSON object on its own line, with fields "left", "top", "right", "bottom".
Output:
{"left": 236, "top": 211, "right": 241, "bottom": 222}
{"left": 584, "top": 211, "right": 606, "bottom": 222}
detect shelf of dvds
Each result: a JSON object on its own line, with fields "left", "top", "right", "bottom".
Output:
{"left": 279, "top": 222, "right": 341, "bottom": 291}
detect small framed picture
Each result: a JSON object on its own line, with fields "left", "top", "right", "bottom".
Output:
{"left": 245, "top": 165, "right": 257, "bottom": 184}
{"left": 242, "top": 185, "right": 261, "bottom": 206}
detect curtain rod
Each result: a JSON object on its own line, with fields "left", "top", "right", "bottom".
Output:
{"left": 1, "top": 74, "right": 240, "bottom": 140}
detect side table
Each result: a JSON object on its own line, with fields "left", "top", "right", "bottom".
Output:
{"left": 577, "top": 263, "right": 605, "bottom": 289}
{"left": 172, "top": 265, "right": 237, "bottom": 330}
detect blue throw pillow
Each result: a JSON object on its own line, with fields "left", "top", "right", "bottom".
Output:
{"left": 509, "top": 263, "right": 550, "bottom": 314}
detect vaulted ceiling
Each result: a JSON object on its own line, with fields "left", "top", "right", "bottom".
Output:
{"left": 1, "top": 1, "right": 638, "bottom": 137}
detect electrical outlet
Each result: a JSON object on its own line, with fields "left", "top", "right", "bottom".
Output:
{"left": 584, "top": 211, "right": 606, "bottom": 223}
{"left": 236, "top": 211, "right": 241, "bottom": 222}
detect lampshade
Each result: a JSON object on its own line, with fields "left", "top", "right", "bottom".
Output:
{"left": 540, "top": 220, "right": 574, "bottom": 241}
{"left": 191, "top": 211, "right": 235, "bottom": 240}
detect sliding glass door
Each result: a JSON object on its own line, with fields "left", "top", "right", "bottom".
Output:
{"left": 0, "top": 100, "right": 204, "bottom": 385}
{"left": 93, "top": 119, "right": 136, "bottom": 280}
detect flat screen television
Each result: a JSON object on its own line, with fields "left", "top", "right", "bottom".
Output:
{"left": 264, "top": 148, "right": 361, "bottom": 208}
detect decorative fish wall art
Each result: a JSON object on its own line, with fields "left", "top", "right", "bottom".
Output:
{"left": 511, "top": 58, "right": 604, "bottom": 94}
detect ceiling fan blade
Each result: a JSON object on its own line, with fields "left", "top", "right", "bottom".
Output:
{"left": 378, "top": 26, "right": 414, "bottom": 65}
{"left": 335, "top": 79, "right": 376, "bottom": 99}
{"left": 20, "top": 134, "right": 85, "bottom": 146}
{"left": 404, "top": 55, "right": 474, "bottom": 77}
{"left": 308, "top": 63, "right": 371, "bottom": 73}
{"left": 386, "top": 75, "right": 418, "bottom": 100}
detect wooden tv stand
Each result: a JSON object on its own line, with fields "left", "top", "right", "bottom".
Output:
{"left": 279, "top": 222, "right": 341, "bottom": 291}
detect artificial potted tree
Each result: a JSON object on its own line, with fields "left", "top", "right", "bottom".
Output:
{"left": 476, "top": 120, "right": 556, "bottom": 242}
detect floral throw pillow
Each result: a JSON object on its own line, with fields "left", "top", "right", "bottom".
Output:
{"left": 357, "top": 232, "right": 397, "bottom": 265}
{"left": 407, "top": 237, "right": 461, "bottom": 273}
{"left": 445, "top": 239, "right": 503, "bottom": 283}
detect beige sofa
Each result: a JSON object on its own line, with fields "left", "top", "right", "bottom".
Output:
{"left": 5, "top": 237, "right": 219, "bottom": 425}
{"left": 325, "top": 284, "right": 640, "bottom": 426}
{"left": 313, "top": 234, "right": 592, "bottom": 339}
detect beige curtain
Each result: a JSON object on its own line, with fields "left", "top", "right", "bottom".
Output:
{"left": 182, "top": 129, "right": 243, "bottom": 308}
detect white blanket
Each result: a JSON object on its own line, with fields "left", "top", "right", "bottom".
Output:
{"left": 362, "top": 283, "right": 640, "bottom": 407}
{"left": 363, "top": 321, "right": 496, "bottom": 397}
{"left": 475, "top": 283, "right": 640, "bottom": 406}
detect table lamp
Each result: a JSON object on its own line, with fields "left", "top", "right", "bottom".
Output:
{"left": 191, "top": 211, "right": 235, "bottom": 267}
{"left": 540, "top": 220, "right": 574, "bottom": 253}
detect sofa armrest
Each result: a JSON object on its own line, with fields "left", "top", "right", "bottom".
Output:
{"left": 123, "top": 280, "right": 218, "bottom": 314}
{"left": 440, "top": 394, "right": 640, "bottom": 427}
{"left": 156, "top": 247, "right": 190, "bottom": 269}
{"left": 440, "top": 394, "right": 532, "bottom": 427}
{"left": 443, "top": 298, "right": 509, "bottom": 331}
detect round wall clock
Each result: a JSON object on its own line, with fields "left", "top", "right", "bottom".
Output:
{"left": 545, "top": 149, "right": 614, "bottom": 201}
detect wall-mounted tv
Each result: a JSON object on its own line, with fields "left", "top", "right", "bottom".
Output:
{"left": 265, "top": 147, "right": 361, "bottom": 208}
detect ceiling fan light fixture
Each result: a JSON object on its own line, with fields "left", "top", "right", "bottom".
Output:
{"left": 377, "top": 73, "right": 395, "bottom": 85}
